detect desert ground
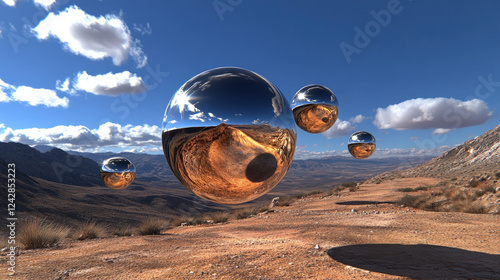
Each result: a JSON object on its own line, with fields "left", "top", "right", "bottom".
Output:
{"left": 4, "top": 178, "right": 500, "bottom": 280}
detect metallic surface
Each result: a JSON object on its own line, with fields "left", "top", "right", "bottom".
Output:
{"left": 100, "top": 157, "right": 136, "bottom": 190}
{"left": 292, "top": 85, "right": 339, "bottom": 133}
{"left": 348, "top": 131, "right": 376, "bottom": 159}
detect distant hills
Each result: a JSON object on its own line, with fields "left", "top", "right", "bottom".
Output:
{"left": 370, "top": 124, "right": 500, "bottom": 182}
{"left": 1, "top": 140, "right": 434, "bottom": 228}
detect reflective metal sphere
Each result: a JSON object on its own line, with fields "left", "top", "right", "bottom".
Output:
{"left": 292, "top": 85, "right": 339, "bottom": 133}
{"left": 100, "top": 157, "right": 136, "bottom": 189}
{"left": 162, "top": 67, "right": 296, "bottom": 204}
{"left": 348, "top": 131, "right": 376, "bottom": 159}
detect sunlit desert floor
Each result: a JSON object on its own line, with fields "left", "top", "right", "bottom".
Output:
{"left": 4, "top": 178, "right": 500, "bottom": 279}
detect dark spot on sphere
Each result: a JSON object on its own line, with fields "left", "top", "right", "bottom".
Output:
{"left": 245, "top": 153, "right": 278, "bottom": 182}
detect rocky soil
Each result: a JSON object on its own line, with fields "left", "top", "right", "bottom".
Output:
{"left": 3, "top": 178, "right": 499, "bottom": 280}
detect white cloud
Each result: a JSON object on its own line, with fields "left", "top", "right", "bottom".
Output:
{"left": 322, "top": 119, "right": 355, "bottom": 138}
{"left": 349, "top": 114, "right": 366, "bottom": 124}
{"left": 0, "top": 78, "right": 68, "bottom": 107}
{"left": 56, "top": 77, "right": 71, "bottom": 92}
{"left": 73, "top": 71, "right": 146, "bottom": 96}
{"left": 374, "top": 98, "right": 492, "bottom": 131}
{"left": 32, "top": 5, "right": 147, "bottom": 68}
{"left": 0, "top": 122, "right": 161, "bottom": 152}
{"left": 133, "top": 23, "right": 152, "bottom": 35}
{"left": 33, "top": 0, "right": 56, "bottom": 10}
{"left": 12, "top": 86, "right": 69, "bottom": 107}
{"left": 2, "top": 0, "right": 17, "bottom": 7}
{"left": 432, "top": 128, "right": 452, "bottom": 135}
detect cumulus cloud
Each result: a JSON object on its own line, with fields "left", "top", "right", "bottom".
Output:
{"left": 2, "top": 0, "right": 17, "bottom": 7}
{"left": 349, "top": 114, "right": 366, "bottom": 124}
{"left": 73, "top": 71, "right": 146, "bottom": 96}
{"left": 33, "top": 0, "right": 57, "bottom": 10}
{"left": 322, "top": 119, "right": 355, "bottom": 138}
{"left": 0, "top": 122, "right": 161, "bottom": 152}
{"left": 32, "top": 5, "right": 147, "bottom": 67}
{"left": 13, "top": 86, "right": 69, "bottom": 107}
{"left": 374, "top": 98, "right": 492, "bottom": 133}
{"left": 0, "top": 78, "right": 68, "bottom": 107}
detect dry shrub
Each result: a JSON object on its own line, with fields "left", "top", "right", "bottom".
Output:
{"left": 397, "top": 187, "right": 414, "bottom": 192}
{"left": 138, "top": 218, "right": 170, "bottom": 235}
{"left": 395, "top": 194, "right": 426, "bottom": 208}
{"left": 414, "top": 186, "right": 429, "bottom": 191}
{"left": 258, "top": 204, "right": 270, "bottom": 213}
{"left": 76, "top": 220, "right": 106, "bottom": 240}
{"left": 462, "top": 200, "right": 491, "bottom": 214}
{"left": 112, "top": 227, "right": 133, "bottom": 237}
{"left": 210, "top": 212, "right": 230, "bottom": 223}
{"left": 18, "top": 218, "right": 70, "bottom": 249}
{"left": 232, "top": 207, "right": 258, "bottom": 220}
{"left": 275, "top": 195, "right": 296, "bottom": 207}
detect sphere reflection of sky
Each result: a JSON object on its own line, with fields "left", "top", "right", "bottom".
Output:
{"left": 348, "top": 131, "right": 376, "bottom": 144}
{"left": 162, "top": 67, "right": 295, "bottom": 132}
{"left": 101, "top": 157, "right": 136, "bottom": 173}
{"left": 292, "top": 85, "right": 338, "bottom": 108}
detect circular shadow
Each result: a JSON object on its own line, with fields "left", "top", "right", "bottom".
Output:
{"left": 245, "top": 153, "right": 277, "bottom": 182}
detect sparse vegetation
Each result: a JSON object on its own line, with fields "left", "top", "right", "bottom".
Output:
{"left": 496, "top": 171, "right": 500, "bottom": 179}
{"left": 462, "top": 200, "right": 491, "bottom": 214}
{"left": 76, "top": 220, "right": 106, "bottom": 240}
{"left": 138, "top": 218, "right": 170, "bottom": 235}
{"left": 397, "top": 187, "right": 414, "bottom": 192}
{"left": 210, "top": 212, "right": 230, "bottom": 224}
{"left": 274, "top": 195, "right": 296, "bottom": 207}
{"left": 18, "top": 218, "right": 70, "bottom": 249}
{"left": 232, "top": 207, "right": 259, "bottom": 220}
{"left": 112, "top": 227, "right": 133, "bottom": 237}
{"left": 397, "top": 186, "right": 429, "bottom": 192}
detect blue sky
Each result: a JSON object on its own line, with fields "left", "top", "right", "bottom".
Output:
{"left": 0, "top": 0, "right": 499, "bottom": 159}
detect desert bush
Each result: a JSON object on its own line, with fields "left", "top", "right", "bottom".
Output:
{"left": 462, "top": 200, "right": 491, "bottom": 214}
{"left": 397, "top": 187, "right": 414, "bottom": 192}
{"left": 138, "top": 218, "right": 169, "bottom": 235}
{"left": 210, "top": 212, "right": 230, "bottom": 223}
{"left": 274, "top": 195, "right": 296, "bottom": 207}
{"left": 414, "top": 186, "right": 429, "bottom": 191}
{"left": 232, "top": 207, "right": 258, "bottom": 220}
{"left": 395, "top": 194, "right": 426, "bottom": 208}
{"left": 76, "top": 221, "right": 106, "bottom": 240}
{"left": 495, "top": 172, "right": 500, "bottom": 179}
{"left": 18, "top": 218, "right": 70, "bottom": 249}
{"left": 257, "top": 204, "right": 270, "bottom": 213}
{"left": 112, "top": 227, "right": 133, "bottom": 237}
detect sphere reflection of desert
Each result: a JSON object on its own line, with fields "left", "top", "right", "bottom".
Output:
{"left": 100, "top": 172, "right": 136, "bottom": 190}
{"left": 100, "top": 157, "right": 136, "bottom": 190}
{"left": 162, "top": 123, "right": 296, "bottom": 204}
{"left": 348, "top": 143, "right": 376, "bottom": 159}
{"left": 292, "top": 104, "right": 338, "bottom": 134}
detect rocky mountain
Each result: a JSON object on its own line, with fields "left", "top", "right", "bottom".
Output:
{"left": 0, "top": 142, "right": 101, "bottom": 186}
{"left": 370, "top": 124, "right": 500, "bottom": 182}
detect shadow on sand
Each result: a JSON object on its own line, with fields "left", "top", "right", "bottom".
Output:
{"left": 335, "top": 200, "right": 392, "bottom": 206}
{"left": 327, "top": 244, "right": 500, "bottom": 279}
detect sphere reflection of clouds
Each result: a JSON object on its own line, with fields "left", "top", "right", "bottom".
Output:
{"left": 162, "top": 67, "right": 296, "bottom": 204}
{"left": 292, "top": 85, "right": 339, "bottom": 133}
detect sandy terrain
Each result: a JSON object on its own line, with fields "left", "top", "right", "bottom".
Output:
{"left": 4, "top": 178, "right": 500, "bottom": 279}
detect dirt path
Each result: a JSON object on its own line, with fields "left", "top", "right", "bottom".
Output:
{"left": 3, "top": 178, "right": 500, "bottom": 279}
